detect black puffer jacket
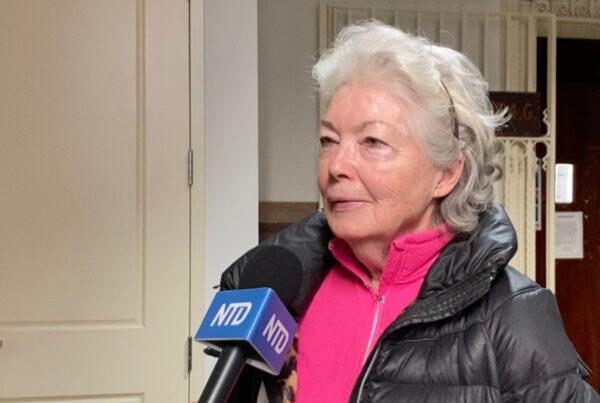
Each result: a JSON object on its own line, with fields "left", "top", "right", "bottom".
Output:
{"left": 221, "top": 205, "right": 600, "bottom": 402}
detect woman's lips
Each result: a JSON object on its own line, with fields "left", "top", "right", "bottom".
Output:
{"left": 330, "top": 200, "right": 364, "bottom": 211}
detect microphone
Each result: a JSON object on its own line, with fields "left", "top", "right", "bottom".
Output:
{"left": 195, "top": 245, "right": 303, "bottom": 403}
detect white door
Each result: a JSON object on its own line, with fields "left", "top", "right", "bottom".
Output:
{"left": 0, "top": 0, "right": 191, "bottom": 401}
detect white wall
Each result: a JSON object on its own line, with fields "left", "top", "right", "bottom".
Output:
{"left": 204, "top": 0, "right": 258, "bottom": 379}
{"left": 258, "top": 0, "right": 321, "bottom": 202}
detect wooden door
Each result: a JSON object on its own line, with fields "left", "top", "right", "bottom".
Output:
{"left": 536, "top": 37, "right": 600, "bottom": 392}
{"left": 553, "top": 38, "right": 600, "bottom": 392}
{"left": 0, "top": 0, "right": 191, "bottom": 401}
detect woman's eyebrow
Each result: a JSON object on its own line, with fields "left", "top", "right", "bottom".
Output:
{"left": 355, "top": 120, "right": 391, "bottom": 132}
{"left": 320, "top": 120, "right": 338, "bottom": 134}
{"left": 321, "top": 120, "right": 392, "bottom": 134}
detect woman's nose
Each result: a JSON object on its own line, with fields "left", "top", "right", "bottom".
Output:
{"left": 328, "top": 141, "right": 356, "bottom": 180}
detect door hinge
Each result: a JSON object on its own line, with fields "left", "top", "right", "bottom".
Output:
{"left": 187, "top": 149, "right": 194, "bottom": 187}
{"left": 187, "top": 336, "right": 193, "bottom": 373}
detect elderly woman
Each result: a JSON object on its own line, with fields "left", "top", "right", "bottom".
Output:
{"left": 222, "top": 22, "right": 600, "bottom": 402}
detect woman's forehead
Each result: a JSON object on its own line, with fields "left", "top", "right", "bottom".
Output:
{"left": 320, "top": 119, "right": 396, "bottom": 135}
{"left": 323, "top": 83, "right": 414, "bottom": 134}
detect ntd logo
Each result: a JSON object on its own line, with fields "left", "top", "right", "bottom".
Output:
{"left": 262, "top": 314, "right": 289, "bottom": 354}
{"left": 209, "top": 302, "right": 252, "bottom": 327}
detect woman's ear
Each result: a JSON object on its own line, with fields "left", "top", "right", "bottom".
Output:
{"left": 433, "top": 157, "right": 464, "bottom": 198}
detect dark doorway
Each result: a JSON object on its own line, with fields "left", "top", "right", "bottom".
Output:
{"left": 537, "top": 37, "right": 600, "bottom": 391}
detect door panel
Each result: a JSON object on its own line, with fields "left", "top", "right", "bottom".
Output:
{"left": 0, "top": 0, "right": 190, "bottom": 400}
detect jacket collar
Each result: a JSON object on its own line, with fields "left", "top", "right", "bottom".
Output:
{"left": 383, "top": 203, "right": 518, "bottom": 332}
{"left": 418, "top": 203, "right": 517, "bottom": 299}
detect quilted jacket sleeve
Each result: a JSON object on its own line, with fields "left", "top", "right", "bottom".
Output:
{"left": 487, "top": 286, "right": 600, "bottom": 402}
{"left": 220, "top": 210, "right": 332, "bottom": 318}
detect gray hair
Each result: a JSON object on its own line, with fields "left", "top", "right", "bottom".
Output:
{"left": 312, "top": 21, "right": 508, "bottom": 233}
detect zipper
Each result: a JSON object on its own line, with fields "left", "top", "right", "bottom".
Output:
{"left": 362, "top": 295, "right": 385, "bottom": 364}
{"left": 355, "top": 280, "right": 384, "bottom": 400}
{"left": 356, "top": 344, "right": 381, "bottom": 402}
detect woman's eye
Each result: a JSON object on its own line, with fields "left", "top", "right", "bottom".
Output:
{"left": 364, "top": 136, "right": 384, "bottom": 147}
{"left": 319, "top": 137, "right": 335, "bottom": 147}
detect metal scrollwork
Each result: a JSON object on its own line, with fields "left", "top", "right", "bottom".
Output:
{"left": 496, "top": 135, "right": 550, "bottom": 281}
{"left": 525, "top": 0, "right": 600, "bottom": 18}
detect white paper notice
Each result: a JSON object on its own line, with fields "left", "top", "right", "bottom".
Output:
{"left": 555, "top": 212, "right": 584, "bottom": 259}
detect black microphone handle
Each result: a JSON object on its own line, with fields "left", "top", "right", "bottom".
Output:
{"left": 199, "top": 344, "right": 247, "bottom": 403}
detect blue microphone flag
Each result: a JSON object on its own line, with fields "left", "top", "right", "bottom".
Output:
{"left": 195, "top": 288, "right": 297, "bottom": 375}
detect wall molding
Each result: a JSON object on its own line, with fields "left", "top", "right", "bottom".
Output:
{"left": 259, "top": 202, "right": 319, "bottom": 241}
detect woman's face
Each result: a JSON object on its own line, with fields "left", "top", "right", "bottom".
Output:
{"left": 318, "top": 83, "right": 448, "bottom": 243}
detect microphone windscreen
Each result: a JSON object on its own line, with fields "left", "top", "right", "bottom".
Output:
{"left": 238, "top": 245, "right": 302, "bottom": 308}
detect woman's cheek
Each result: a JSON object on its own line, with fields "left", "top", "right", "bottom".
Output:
{"left": 317, "top": 162, "right": 331, "bottom": 193}
{"left": 361, "top": 146, "right": 394, "bottom": 161}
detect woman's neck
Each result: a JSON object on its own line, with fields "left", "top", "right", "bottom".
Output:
{"left": 345, "top": 211, "right": 440, "bottom": 289}
{"left": 346, "top": 238, "right": 389, "bottom": 289}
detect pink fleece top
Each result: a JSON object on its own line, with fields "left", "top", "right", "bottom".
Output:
{"left": 295, "top": 225, "right": 454, "bottom": 402}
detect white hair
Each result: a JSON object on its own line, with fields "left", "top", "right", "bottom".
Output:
{"left": 312, "top": 21, "right": 508, "bottom": 233}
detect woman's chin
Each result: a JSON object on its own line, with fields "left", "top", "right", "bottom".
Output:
{"left": 327, "top": 220, "right": 371, "bottom": 241}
